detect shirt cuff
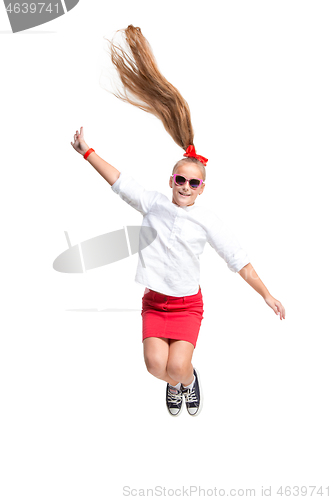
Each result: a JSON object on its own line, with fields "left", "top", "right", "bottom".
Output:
{"left": 111, "top": 171, "right": 125, "bottom": 193}
{"left": 228, "top": 252, "right": 251, "bottom": 273}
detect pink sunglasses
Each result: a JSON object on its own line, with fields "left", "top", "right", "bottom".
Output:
{"left": 173, "top": 174, "right": 203, "bottom": 189}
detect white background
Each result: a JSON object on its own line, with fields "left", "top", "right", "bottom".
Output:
{"left": 0, "top": 1, "right": 332, "bottom": 498}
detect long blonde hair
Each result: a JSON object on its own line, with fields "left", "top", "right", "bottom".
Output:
{"left": 106, "top": 25, "right": 206, "bottom": 180}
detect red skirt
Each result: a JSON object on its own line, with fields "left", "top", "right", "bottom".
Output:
{"left": 141, "top": 286, "right": 204, "bottom": 348}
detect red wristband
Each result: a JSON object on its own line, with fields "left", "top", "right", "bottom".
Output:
{"left": 84, "top": 148, "right": 95, "bottom": 160}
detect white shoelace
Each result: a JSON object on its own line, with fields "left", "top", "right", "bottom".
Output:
{"left": 183, "top": 388, "right": 198, "bottom": 403}
{"left": 167, "top": 389, "right": 183, "bottom": 405}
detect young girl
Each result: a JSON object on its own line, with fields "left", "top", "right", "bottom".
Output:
{"left": 70, "top": 25, "right": 285, "bottom": 417}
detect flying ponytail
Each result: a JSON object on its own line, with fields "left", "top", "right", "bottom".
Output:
{"left": 105, "top": 25, "right": 207, "bottom": 178}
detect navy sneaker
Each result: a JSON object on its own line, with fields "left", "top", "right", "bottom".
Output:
{"left": 182, "top": 368, "right": 202, "bottom": 416}
{"left": 166, "top": 384, "right": 184, "bottom": 417}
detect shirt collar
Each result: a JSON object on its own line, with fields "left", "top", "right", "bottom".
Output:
{"left": 182, "top": 204, "right": 196, "bottom": 211}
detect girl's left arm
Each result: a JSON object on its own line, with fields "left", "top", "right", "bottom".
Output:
{"left": 238, "top": 263, "right": 286, "bottom": 320}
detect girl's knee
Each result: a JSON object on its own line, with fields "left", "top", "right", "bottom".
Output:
{"left": 166, "top": 359, "right": 191, "bottom": 382}
{"left": 144, "top": 353, "right": 166, "bottom": 378}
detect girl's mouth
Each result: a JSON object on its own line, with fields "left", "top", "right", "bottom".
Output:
{"left": 179, "top": 192, "right": 190, "bottom": 197}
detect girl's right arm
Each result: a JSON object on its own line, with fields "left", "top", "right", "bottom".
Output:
{"left": 71, "top": 126, "right": 120, "bottom": 186}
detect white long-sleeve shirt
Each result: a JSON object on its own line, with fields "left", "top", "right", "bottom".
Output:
{"left": 111, "top": 172, "right": 250, "bottom": 297}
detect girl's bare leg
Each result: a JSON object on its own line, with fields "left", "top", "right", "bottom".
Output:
{"left": 143, "top": 337, "right": 179, "bottom": 386}
{"left": 166, "top": 339, "right": 195, "bottom": 387}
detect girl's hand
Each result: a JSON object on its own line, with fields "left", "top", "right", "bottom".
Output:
{"left": 264, "top": 294, "right": 285, "bottom": 320}
{"left": 70, "top": 126, "right": 90, "bottom": 156}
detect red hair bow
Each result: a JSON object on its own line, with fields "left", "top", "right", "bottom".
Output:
{"left": 183, "top": 145, "right": 208, "bottom": 166}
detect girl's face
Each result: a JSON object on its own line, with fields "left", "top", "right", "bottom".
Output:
{"left": 169, "top": 162, "right": 205, "bottom": 207}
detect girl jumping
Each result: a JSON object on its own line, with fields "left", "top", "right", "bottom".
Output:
{"left": 70, "top": 25, "right": 285, "bottom": 417}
